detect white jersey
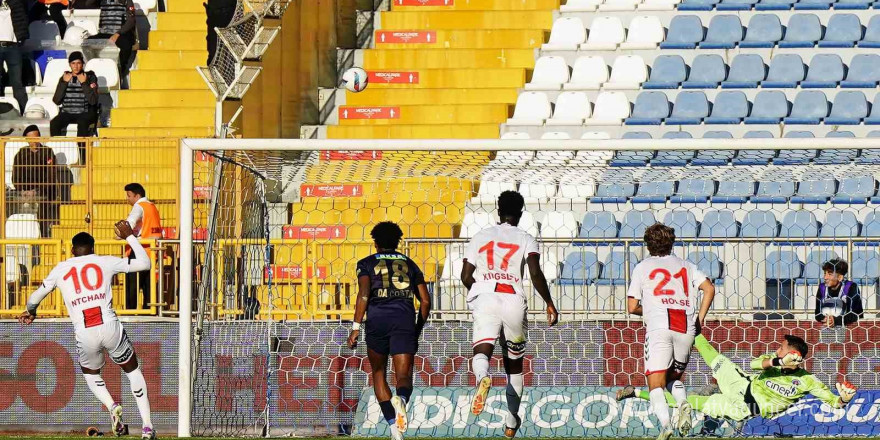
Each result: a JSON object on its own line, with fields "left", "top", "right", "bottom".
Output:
{"left": 27, "top": 236, "right": 151, "bottom": 334}
{"left": 464, "top": 223, "right": 539, "bottom": 301}
{"left": 627, "top": 255, "right": 708, "bottom": 335}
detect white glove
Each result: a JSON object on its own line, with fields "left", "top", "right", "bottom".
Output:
{"left": 780, "top": 351, "right": 803, "bottom": 368}
{"left": 836, "top": 381, "right": 856, "bottom": 404}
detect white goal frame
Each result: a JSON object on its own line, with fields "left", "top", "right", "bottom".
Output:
{"left": 177, "top": 137, "right": 875, "bottom": 437}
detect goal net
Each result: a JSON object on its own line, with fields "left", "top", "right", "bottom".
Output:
{"left": 179, "top": 138, "right": 880, "bottom": 438}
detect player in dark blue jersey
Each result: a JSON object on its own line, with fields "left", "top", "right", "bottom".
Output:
{"left": 348, "top": 221, "right": 431, "bottom": 440}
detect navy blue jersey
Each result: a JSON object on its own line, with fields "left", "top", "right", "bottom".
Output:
{"left": 356, "top": 252, "right": 425, "bottom": 313}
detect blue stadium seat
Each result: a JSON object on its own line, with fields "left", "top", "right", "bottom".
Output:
{"left": 671, "top": 178, "right": 715, "bottom": 202}
{"left": 815, "top": 145, "right": 859, "bottom": 164}
{"left": 620, "top": 210, "right": 657, "bottom": 238}
{"left": 693, "top": 133, "right": 736, "bottom": 165}
{"left": 644, "top": 56, "right": 687, "bottom": 89}
{"left": 662, "top": 132, "right": 693, "bottom": 139}
{"left": 820, "top": 211, "right": 860, "bottom": 237}
{"left": 835, "top": 0, "right": 870, "bottom": 9}
{"left": 782, "top": 130, "right": 815, "bottom": 138}
{"left": 791, "top": 175, "right": 836, "bottom": 203}
{"left": 713, "top": 180, "right": 756, "bottom": 202}
{"left": 824, "top": 91, "right": 868, "bottom": 125}
{"left": 610, "top": 150, "right": 653, "bottom": 167}
{"left": 774, "top": 140, "right": 817, "bottom": 164}
{"left": 703, "top": 130, "right": 734, "bottom": 138}
{"left": 742, "top": 211, "right": 779, "bottom": 237}
{"left": 755, "top": 0, "right": 794, "bottom": 9}
{"left": 783, "top": 91, "right": 828, "bottom": 124}
{"left": 580, "top": 212, "right": 620, "bottom": 238}
{"left": 744, "top": 91, "right": 788, "bottom": 124}
{"left": 621, "top": 131, "right": 653, "bottom": 139}
{"left": 733, "top": 131, "right": 776, "bottom": 164}
{"left": 688, "top": 251, "right": 724, "bottom": 283}
{"left": 766, "top": 251, "right": 803, "bottom": 279}
{"left": 558, "top": 252, "right": 601, "bottom": 285}
{"left": 818, "top": 14, "right": 862, "bottom": 47}
{"left": 699, "top": 210, "right": 740, "bottom": 239}
{"left": 666, "top": 91, "right": 709, "bottom": 125}
{"left": 779, "top": 210, "right": 820, "bottom": 238}
{"left": 597, "top": 252, "right": 639, "bottom": 285}
{"left": 754, "top": 179, "right": 796, "bottom": 203}
{"left": 702, "top": 15, "right": 743, "bottom": 47}
{"left": 633, "top": 181, "right": 676, "bottom": 202}
{"left": 683, "top": 55, "right": 727, "bottom": 88}
{"left": 841, "top": 54, "right": 880, "bottom": 87}
{"left": 626, "top": 92, "right": 670, "bottom": 125}
{"left": 856, "top": 145, "right": 880, "bottom": 164}
{"left": 594, "top": 182, "right": 636, "bottom": 202}
{"left": 678, "top": 0, "right": 717, "bottom": 10}
{"left": 664, "top": 210, "right": 700, "bottom": 237}
{"left": 826, "top": 131, "right": 855, "bottom": 137}
{"left": 704, "top": 91, "right": 748, "bottom": 124}
{"left": 722, "top": 54, "right": 766, "bottom": 88}
{"left": 833, "top": 175, "right": 877, "bottom": 203}
{"left": 863, "top": 212, "right": 880, "bottom": 237}
{"left": 863, "top": 93, "right": 880, "bottom": 125}
{"left": 794, "top": 0, "right": 834, "bottom": 9}
{"left": 801, "top": 54, "right": 844, "bottom": 88}
{"left": 762, "top": 54, "right": 805, "bottom": 88}
{"left": 861, "top": 16, "right": 880, "bottom": 47}
{"left": 717, "top": 0, "right": 755, "bottom": 9}
{"left": 653, "top": 147, "right": 694, "bottom": 165}
{"left": 800, "top": 250, "right": 838, "bottom": 285}
{"left": 661, "top": 16, "right": 705, "bottom": 49}
{"left": 851, "top": 250, "right": 880, "bottom": 285}
{"left": 779, "top": 14, "right": 822, "bottom": 48}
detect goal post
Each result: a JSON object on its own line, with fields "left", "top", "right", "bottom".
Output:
{"left": 177, "top": 137, "right": 880, "bottom": 438}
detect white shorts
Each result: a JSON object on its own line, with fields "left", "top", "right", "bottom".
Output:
{"left": 76, "top": 320, "right": 135, "bottom": 370}
{"left": 469, "top": 292, "right": 528, "bottom": 359}
{"left": 644, "top": 329, "right": 694, "bottom": 375}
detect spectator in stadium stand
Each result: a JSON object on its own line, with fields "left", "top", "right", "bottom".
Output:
{"left": 204, "top": 0, "right": 236, "bottom": 64}
{"left": 49, "top": 51, "right": 99, "bottom": 140}
{"left": 814, "top": 258, "right": 863, "bottom": 328}
{"left": 123, "top": 183, "right": 162, "bottom": 310}
{"left": 0, "top": 0, "right": 30, "bottom": 115}
{"left": 87, "top": 0, "right": 136, "bottom": 81}
{"left": 28, "top": 0, "right": 67, "bottom": 38}
{"left": 12, "top": 125, "right": 58, "bottom": 238}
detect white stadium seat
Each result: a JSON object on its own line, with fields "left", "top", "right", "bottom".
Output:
{"left": 519, "top": 211, "right": 539, "bottom": 236}
{"left": 47, "top": 141, "right": 79, "bottom": 166}
{"left": 639, "top": 0, "right": 680, "bottom": 10}
{"left": 559, "top": 183, "right": 596, "bottom": 198}
{"left": 541, "top": 132, "right": 572, "bottom": 139}
{"left": 40, "top": 59, "right": 69, "bottom": 90}
{"left": 547, "top": 91, "right": 591, "bottom": 125}
{"left": 541, "top": 211, "right": 579, "bottom": 238}
{"left": 560, "top": 0, "right": 603, "bottom": 11}
{"left": 599, "top": 0, "right": 641, "bottom": 11}
{"left": 25, "top": 97, "right": 60, "bottom": 119}
{"left": 620, "top": 16, "right": 665, "bottom": 49}
{"left": 133, "top": 0, "right": 157, "bottom": 11}
{"left": 86, "top": 58, "right": 120, "bottom": 89}
{"left": 476, "top": 180, "right": 516, "bottom": 201}
{"left": 69, "top": 19, "right": 98, "bottom": 36}
{"left": 581, "top": 131, "right": 611, "bottom": 139}
{"left": 507, "top": 92, "right": 551, "bottom": 126}
{"left": 461, "top": 211, "right": 494, "bottom": 238}
{"left": 525, "top": 56, "right": 570, "bottom": 91}
{"left": 542, "top": 17, "right": 587, "bottom": 51}
{"left": 584, "top": 91, "right": 630, "bottom": 125}
{"left": 604, "top": 55, "right": 647, "bottom": 89}
{"left": 564, "top": 56, "right": 608, "bottom": 90}
{"left": 6, "top": 214, "right": 39, "bottom": 281}
{"left": 5, "top": 142, "right": 24, "bottom": 189}
{"left": 581, "top": 17, "right": 625, "bottom": 50}
{"left": 28, "top": 21, "right": 61, "bottom": 45}
{"left": 520, "top": 183, "right": 558, "bottom": 202}
{"left": 501, "top": 132, "right": 531, "bottom": 140}
{"left": 0, "top": 97, "right": 20, "bottom": 115}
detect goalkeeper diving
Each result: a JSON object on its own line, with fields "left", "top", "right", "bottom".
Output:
{"left": 618, "top": 333, "right": 857, "bottom": 425}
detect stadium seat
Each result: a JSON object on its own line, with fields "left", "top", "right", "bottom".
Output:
{"left": 755, "top": 0, "right": 793, "bottom": 10}
{"left": 801, "top": 54, "right": 844, "bottom": 88}
{"left": 766, "top": 251, "right": 804, "bottom": 279}
{"left": 688, "top": 251, "right": 723, "bottom": 282}
{"left": 733, "top": 131, "right": 776, "bottom": 164}
{"left": 742, "top": 210, "right": 780, "bottom": 237}
{"left": 460, "top": 211, "right": 494, "bottom": 238}
{"left": 820, "top": 211, "right": 860, "bottom": 237}
{"left": 762, "top": 54, "right": 805, "bottom": 88}
{"left": 600, "top": 0, "right": 642, "bottom": 11}
{"left": 609, "top": 148, "right": 653, "bottom": 167}
{"left": 565, "top": 56, "right": 608, "bottom": 90}
{"left": 0, "top": 97, "right": 20, "bottom": 115}
{"left": 475, "top": 180, "right": 516, "bottom": 201}
{"left": 701, "top": 15, "right": 743, "bottom": 48}
{"left": 717, "top": 0, "right": 755, "bottom": 9}
{"left": 672, "top": 178, "right": 715, "bottom": 202}
{"left": 546, "top": 92, "right": 591, "bottom": 126}
{"left": 818, "top": 14, "right": 862, "bottom": 47}
{"left": 605, "top": 56, "right": 648, "bottom": 89}
{"left": 702, "top": 131, "right": 734, "bottom": 138}
{"left": 580, "top": 212, "right": 620, "bottom": 239}
{"left": 585, "top": 91, "right": 631, "bottom": 125}
{"left": 640, "top": 0, "right": 681, "bottom": 9}
{"left": 694, "top": 133, "right": 736, "bottom": 165}
{"left": 621, "top": 131, "right": 652, "bottom": 139}
{"left": 542, "top": 17, "right": 587, "bottom": 51}
{"left": 704, "top": 91, "right": 748, "bottom": 124}
{"left": 779, "top": 210, "right": 820, "bottom": 237}
{"left": 643, "top": 55, "right": 687, "bottom": 89}
{"left": 24, "top": 97, "right": 59, "bottom": 119}
{"left": 541, "top": 211, "right": 579, "bottom": 238}
{"left": 864, "top": 212, "right": 880, "bottom": 237}
{"left": 698, "top": 210, "right": 740, "bottom": 239}
{"left": 851, "top": 251, "right": 880, "bottom": 285}
{"left": 621, "top": 16, "right": 665, "bottom": 48}
{"left": 507, "top": 92, "right": 551, "bottom": 126}
{"left": 28, "top": 21, "right": 60, "bottom": 44}
{"left": 744, "top": 91, "right": 788, "bottom": 124}
{"left": 861, "top": 16, "right": 880, "bottom": 47}
{"left": 722, "top": 54, "right": 766, "bottom": 88}
{"left": 815, "top": 146, "right": 858, "bottom": 164}
{"left": 582, "top": 16, "right": 626, "bottom": 50}
{"left": 69, "top": 18, "right": 98, "bottom": 36}
{"left": 801, "top": 250, "right": 839, "bottom": 285}
{"left": 791, "top": 175, "right": 836, "bottom": 203}
{"left": 594, "top": 181, "right": 637, "bottom": 202}
{"left": 581, "top": 131, "right": 611, "bottom": 140}
{"left": 560, "top": 0, "right": 603, "bottom": 11}
{"left": 625, "top": 91, "right": 670, "bottom": 125}
{"left": 779, "top": 14, "right": 822, "bottom": 48}
{"left": 833, "top": 175, "right": 877, "bottom": 203}
{"left": 6, "top": 213, "right": 39, "bottom": 281}
{"left": 794, "top": 0, "right": 833, "bottom": 9}
{"left": 540, "top": 132, "right": 572, "bottom": 140}
{"left": 597, "top": 251, "right": 639, "bottom": 285}
{"left": 835, "top": 0, "right": 870, "bottom": 9}
{"left": 558, "top": 251, "right": 601, "bottom": 285}
{"left": 841, "top": 54, "right": 880, "bottom": 87}
{"left": 660, "top": 15, "right": 704, "bottom": 49}
{"left": 633, "top": 180, "right": 675, "bottom": 203}
{"left": 525, "top": 56, "right": 570, "bottom": 90}
{"left": 678, "top": 0, "right": 716, "bottom": 10}
{"left": 662, "top": 132, "right": 692, "bottom": 139}
{"left": 682, "top": 54, "right": 726, "bottom": 88}
{"left": 653, "top": 146, "right": 695, "bottom": 165}
{"left": 713, "top": 180, "right": 756, "bottom": 202}
{"left": 620, "top": 210, "right": 657, "bottom": 238}
{"left": 754, "top": 176, "right": 796, "bottom": 203}
{"left": 47, "top": 141, "right": 79, "bottom": 166}
{"left": 40, "top": 59, "right": 69, "bottom": 92}
{"left": 825, "top": 131, "right": 855, "bottom": 138}
{"left": 664, "top": 210, "right": 699, "bottom": 237}
{"left": 493, "top": 151, "right": 534, "bottom": 166}
{"left": 85, "top": 58, "right": 120, "bottom": 89}
{"left": 825, "top": 91, "right": 868, "bottom": 125}
{"left": 666, "top": 91, "right": 709, "bottom": 125}
{"left": 864, "top": 93, "right": 880, "bottom": 125}
{"left": 783, "top": 90, "right": 828, "bottom": 124}
{"left": 520, "top": 183, "right": 557, "bottom": 203}
{"left": 740, "top": 15, "right": 783, "bottom": 46}
{"left": 133, "top": 0, "right": 157, "bottom": 11}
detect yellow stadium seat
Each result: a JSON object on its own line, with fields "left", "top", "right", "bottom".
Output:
{"left": 379, "top": 11, "right": 553, "bottom": 30}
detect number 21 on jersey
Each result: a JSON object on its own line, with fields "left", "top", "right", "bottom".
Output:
{"left": 649, "top": 267, "right": 688, "bottom": 297}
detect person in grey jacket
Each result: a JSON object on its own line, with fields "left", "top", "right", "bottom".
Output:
{"left": 50, "top": 51, "right": 99, "bottom": 137}
{"left": 87, "top": 0, "right": 136, "bottom": 79}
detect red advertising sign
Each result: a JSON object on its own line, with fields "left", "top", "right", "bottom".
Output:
{"left": 368, "top": 71, "right": 420, "bottom": 84}
{"left": 195, "top": 152, "right": 214, "bottom": 162}
{"left": 395, "top": 0, "right": 453, "bottom": 5}
{"left": 300, "top": 184, "right": 363, "bottom": 198}
{"left": 161, "top": 227, "right": 207, "bottom": 240}
{"left": 282, "top": 225, "right": 347, "bottom": 240}
{"left": 320, "top": 151, "right": 383, "bottom": 160}
{"left": 265, "top": 265, "right": 328, "bottom": 280}
{"left": 338, "top": 106, "right": 400, "bottom": 120}
{"left": 376, "top": 30, "right": 437, "bottom": 44}
{"left": 194, "top": 185, "right": 212, "bottom": 199}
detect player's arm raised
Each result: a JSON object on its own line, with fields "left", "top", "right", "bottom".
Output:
{"left": 527, "top": 254, "right": 558, "bottom": 326}
{"left": 114, "top": 220, "right": 151, "bottom": 272}
{"left": 19, "top": 269, "right": 59, "bottom": 325}
{"left": 808, "top": 376, "right": 855, "bottom": 408}
{"left": 347, "top": 274, "right": 371, "bottom": 349}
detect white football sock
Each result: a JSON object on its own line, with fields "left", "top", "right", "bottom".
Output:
{"left": 472, "top": 353, "right": 489, "bottom": 383}
{"left": 505, "top": 373, "right": 524, "bottom": 427}
{"left": 667, "top": 380, "right": 687, "bottom": 406}
{"left": 126, "top": 368, "right": 153, "bottom": 429}
{"left": 650, "top": 387, "right": 671, "bottom": 430}
{"left": 83, "top": 374, "right": 116, "bottom": 410}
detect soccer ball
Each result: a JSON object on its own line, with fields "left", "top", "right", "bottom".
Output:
{"left": 342, "top": 67, "right": 369, "bottom": 93}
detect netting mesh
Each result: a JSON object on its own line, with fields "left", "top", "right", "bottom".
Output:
{"left": 187, "top": 145, "right": 880, "bottom": 437}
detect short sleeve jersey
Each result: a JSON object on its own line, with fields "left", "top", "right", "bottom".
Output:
{"left": 463, "top": 223, "right": 540, "bottom": 301}
{"left": 356, "top": 252, "right": 425, "bottom": 314}
{"left": 627, "top": 255, "right": 709, "bottom": 334}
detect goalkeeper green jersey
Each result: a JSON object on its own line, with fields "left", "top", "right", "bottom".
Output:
{"left": 747, "top": 354, "right": 843, "bottom": 418}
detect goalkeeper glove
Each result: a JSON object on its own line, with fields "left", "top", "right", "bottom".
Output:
{"left": 773, "top": 351, "right": 803, "bottom": 368}
{"left": 836, "top": 381, "right": 856, "bottom": 404}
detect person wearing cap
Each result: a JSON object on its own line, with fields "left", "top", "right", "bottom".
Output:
{"left": 49, "top": 51, "right": 99, "bottom": 138}
{"left": 12, "top": 125, "right": 58, "bottom": 238}
{"left": 0, "top": 0, "right": 30, "bottom": 114}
